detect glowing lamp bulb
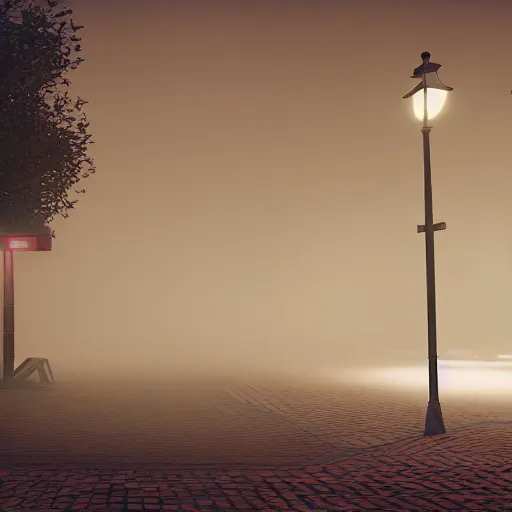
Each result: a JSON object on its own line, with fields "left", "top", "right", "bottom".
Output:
{"left": 412, "top": 88, "right": 448, "bottom": 121}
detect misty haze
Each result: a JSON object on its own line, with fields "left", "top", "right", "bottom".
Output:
{"left": 1, "top": 1, "right": 512, "bottom": 510}
{"left": 9, "top": 0, "right": 512, "bottom": 380}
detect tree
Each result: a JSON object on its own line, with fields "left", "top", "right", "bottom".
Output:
{"left": 0, "top": 0, "right": 95, "bottom": 234}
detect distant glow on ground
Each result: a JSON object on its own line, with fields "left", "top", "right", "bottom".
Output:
{"left": 338, "top": 360, "right": 512, "bottom": 397}
{"left": 440, "top": 359, "right": 512, "bottom": 369}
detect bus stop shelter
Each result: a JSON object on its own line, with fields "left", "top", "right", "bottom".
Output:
{"left": 0, "top": 231, "right": 52, "bottom": 383}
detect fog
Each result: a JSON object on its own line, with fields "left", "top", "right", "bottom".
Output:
{"left": 6, "top": 0, "right": 512, "bottom": 378}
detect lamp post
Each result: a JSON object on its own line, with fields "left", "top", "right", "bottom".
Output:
{"left": 403, "top": 52, "right": 453, "bottom": 437}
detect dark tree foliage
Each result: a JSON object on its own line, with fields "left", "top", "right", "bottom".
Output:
{"left": 0, "top": 0, "right": 94, "bottom": 234}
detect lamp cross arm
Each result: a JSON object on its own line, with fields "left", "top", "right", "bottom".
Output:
{"left": 417, "top": 222, "right": 447, "bottom": 234}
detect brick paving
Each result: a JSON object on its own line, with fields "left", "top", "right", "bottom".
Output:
{"left": 0, "top": 372, "right": 511, "bottom": 510}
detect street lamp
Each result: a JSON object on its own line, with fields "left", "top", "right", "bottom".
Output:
{"left": 403, "top": 52, "right": 453, "bottom": 437}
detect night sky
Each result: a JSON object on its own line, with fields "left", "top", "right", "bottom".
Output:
{"left": 11, "top": 0, "right": 512, "bottom": 374}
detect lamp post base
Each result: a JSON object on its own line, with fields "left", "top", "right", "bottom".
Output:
{"left": 424, "top": 401, "right": 446, "bottom": 436}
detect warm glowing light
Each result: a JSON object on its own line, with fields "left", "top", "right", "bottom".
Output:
{"left": 337, "top": 361, "right": 512, "bottom": 397}
{"left": 439, "top": 359, "right": 512, "bottom": 369}
{"left": 412, "top": 88, "right": 448, "bottom": 121}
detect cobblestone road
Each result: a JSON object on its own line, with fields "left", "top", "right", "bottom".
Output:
{"left": 0, "top": 372, "right": 511, "bottom": 510}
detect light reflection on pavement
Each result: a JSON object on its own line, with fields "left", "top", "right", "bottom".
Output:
{"left": 336, "top": 359, "right": 512, "bottom": 398}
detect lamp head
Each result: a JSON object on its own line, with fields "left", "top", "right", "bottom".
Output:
{"left": 403, "top": 51, "right": 453, "bottom": 122}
